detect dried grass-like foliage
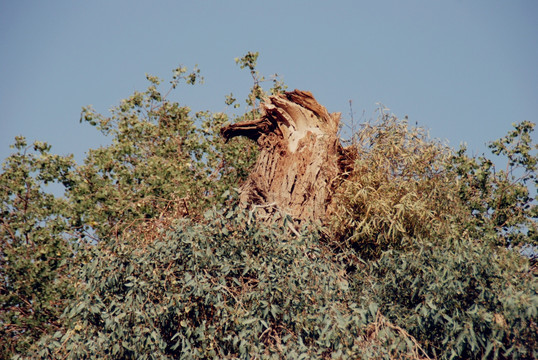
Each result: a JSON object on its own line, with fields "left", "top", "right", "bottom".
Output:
{"left": 329, "top": 110, "right": 465, "bottom": 258}
{"left": 361, "top": 311, "right": 432, "bottom": 360}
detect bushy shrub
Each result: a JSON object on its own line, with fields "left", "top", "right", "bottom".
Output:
{"left": 330, "top": 114, "right": 537, "bottom": 359}
{"left": 358, "top": 238, "right": 537, "bottom": 359}
{"left": 330, "top": 109, "right": 464, "bottom": 259}
{"left": 23, "top": 208, "right": 425, "bottom": 360}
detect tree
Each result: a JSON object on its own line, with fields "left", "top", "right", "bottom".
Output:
{"left": 0, "top": 137, "right": 75, "bottom": 358}
{"left": 22, "top": 208, "right": 429, "bottom": 360}
{"left": 2, "top": 53, "right": 537, "bottom": 359}
{"left": 221, "top": 90, "right": 343, "bottom": 222}
{"left": 2, "top": 63, "right": 259, "bottom": 359}
{"left": 451, "top": 120, "right": 537, "bottom": 248}
{"left": 70, "top": 66, "right": 257, "bottom": 243}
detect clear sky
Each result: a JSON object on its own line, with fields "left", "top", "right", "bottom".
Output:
{"left": 1, "top": 0, "right": 537, "bottom": 164}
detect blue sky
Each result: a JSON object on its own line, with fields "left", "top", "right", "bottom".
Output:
{"left": 1, "top": 0, "right": 537, "bottom": 164}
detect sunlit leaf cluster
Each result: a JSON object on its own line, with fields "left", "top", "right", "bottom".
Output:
{"left": 72, "top": 68, "right": 258, "bottom": 243}
{"left": 451, "top": 120, "right": 537, "bottom": 248}
{"left": 0, "top": 138, "right": 75, "bottom": 358}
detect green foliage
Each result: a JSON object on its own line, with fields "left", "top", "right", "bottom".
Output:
{"left": 2, "top": 53, "right": 537, "bottom": 359}
{"left": 27, "top": 206, "right": 536, "bottom": 359}
{"left": 22, "top": 208, "right": 425, "bottom": 359}
{"left": 2, "top": 62, "right": 259, "bottom": 359}
{"left": 359, "top": 238, "right": 537, "bottom": 359}
{"left": 234, "top": 51, "right": 287, "bottom": 109}
{"left": 329, "top": 114, "right": 537, "bottom": 358}
{"left": 450, "top": 120, "right": 537, "bottom": 248}
{"left": 69, "top": 66, "right": 258, "bottom": 242}
{"left": 0, "top": 137, "right": 76, "bottom": 357}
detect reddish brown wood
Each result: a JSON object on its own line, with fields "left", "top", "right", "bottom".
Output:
{"left": 221, "top": 90, "right": 343, "bottom": 223}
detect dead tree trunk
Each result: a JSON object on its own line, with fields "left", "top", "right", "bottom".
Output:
{"left": 221, "top": 90, "right": 343, "bottom": 223}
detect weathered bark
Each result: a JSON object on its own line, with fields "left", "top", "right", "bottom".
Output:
{"left": 221, "top": 90, "right": 343, "bottom": 223}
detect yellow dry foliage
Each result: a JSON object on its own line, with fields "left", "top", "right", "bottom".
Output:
{"left": 330, "top": 111, "right": 467, "bottom": 258}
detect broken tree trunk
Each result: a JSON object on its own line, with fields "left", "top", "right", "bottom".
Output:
{"left": 221, "top": 90, "right": 343, "bottom": 223}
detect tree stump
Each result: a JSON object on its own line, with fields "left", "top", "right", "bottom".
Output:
{"left": 221, "top": 90, "right": 343, "bottom": 223}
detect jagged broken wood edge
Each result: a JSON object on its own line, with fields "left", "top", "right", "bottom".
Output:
{"left": 221, "top": 90, "right": 346, "bottom": 224}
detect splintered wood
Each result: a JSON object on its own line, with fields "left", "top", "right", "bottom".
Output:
{"left": 221, "top": 90, "right": 342, "bottom": 223}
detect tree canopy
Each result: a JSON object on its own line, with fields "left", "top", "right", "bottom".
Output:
{"left": 1, "top": 53, "right": 536, "bottom": 359}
